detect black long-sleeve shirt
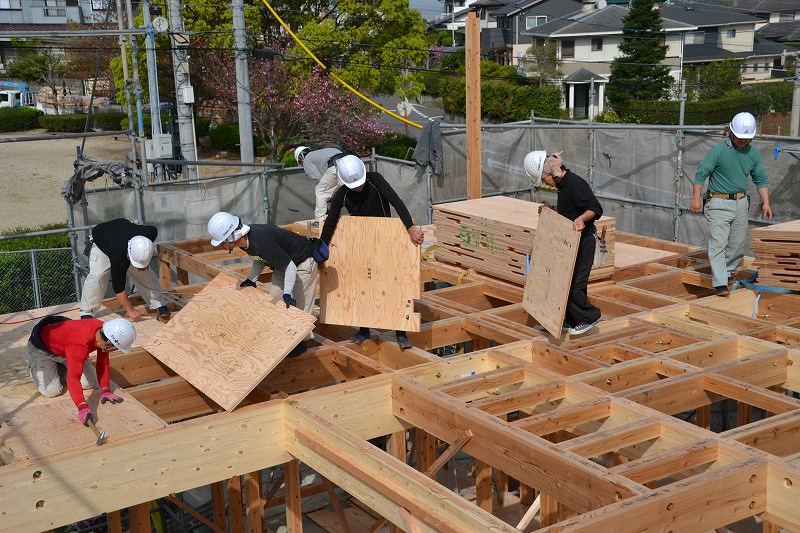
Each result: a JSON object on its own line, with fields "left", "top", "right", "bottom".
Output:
{"left": 92, "top": 218, "right": 158, "bottom": 293}
{"left": 244, "top": 224, "right": 311, "bottom": 271}
{"left": 320, "top": 172, "right": 415, "bottom": 244}
{"left": 555, "top": 170, "right": 603, "bottom": 237}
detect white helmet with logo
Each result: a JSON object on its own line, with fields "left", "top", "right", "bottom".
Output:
{"left": 729, "top": 112, "right": 756, "bottom": 139}
{"left": 102, "top": 317, "right": 136, "bottom": 353}
{"left": 208, "top": 211, "right": 250, "bottom": 247}
{"left": 336, "top": 155, "right": 367, "bottom": 189}
{"left": 127, "top": 236, "right": 154, "bottom": 268}
{"left": 294, "top": 146, "right": 310, "bottom": 164}
{"left": 523, "top": 150, "right": 547, "bottom": 182}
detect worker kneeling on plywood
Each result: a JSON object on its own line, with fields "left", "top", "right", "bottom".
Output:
{"left": 27, "top": 316, "right": 134, "bottom": 426}
{"left": 208, "top": 211, "right": 324, "bottom": 358}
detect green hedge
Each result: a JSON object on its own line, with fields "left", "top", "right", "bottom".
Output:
{"left": 375, "top": 133, "right": 417, "bottom": 160}
{"left": 121, "top": 113, "right": 170, "bottom": 135}
{"left": 90, "top": 112, "right": 126, "bottom": 130}
{"left": 612, "top": 93, "right": 766, "bottom": 125}
{"left": 196, "top": 116, "right": 211, "bottom": 136}
{"left": 440, "top": 77, "right": 562, "bottom": 121}
{"left": 209, "top": 122, "right": 244, "bottom": 151}
{"left": 39, "top": 114, "right": 89, "bottom": 132}
{"left": 0, "top": 107, "right": 43, "bottom": 132}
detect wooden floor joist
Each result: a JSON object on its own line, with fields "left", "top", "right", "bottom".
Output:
{"left": 3, "top": 223, "right": 800, "bottom": 532}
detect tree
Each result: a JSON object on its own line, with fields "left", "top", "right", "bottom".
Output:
{"left": 291, "top": 0, "right": 429, "bottom": 98}
{"left": 682, "top": 57, "right": 742, "bottom": 101}
{"left": 6, "top": 38, "right": 67, "bottom": 114}
{"left": 606, "top": 0, "right": 672, "bottom": 112}
{"left": 521, "top": 41, "right": 563, "bottom": 86}
{"left": 199, "top": 52, "right": 388, "bottom": 161}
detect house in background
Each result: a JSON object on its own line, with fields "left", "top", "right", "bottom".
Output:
{"left": 521, "top": 0, "right": 785, "bottom": 119}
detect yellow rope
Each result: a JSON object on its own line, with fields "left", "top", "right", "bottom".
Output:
{"left": 260, "top": 0, "right": 423, "bottom": 130}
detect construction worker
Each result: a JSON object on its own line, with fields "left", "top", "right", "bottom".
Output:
{"left": 525, "top": 150, "right": 602, "bottom": 336}
{"left": 691, "top": 111, "right": 772, "bottom": 296}
{"left": 294, "top": 145, "right": 345, "bottom": 227}
{"left": 79, "top": 218, "right": 170, "bottom": 322}
{"left": 319, "top": 155, "right": 424, "bottom": 349}
{"left": 27, "top": 316, "right": 134, "bottom": 426}
{"left": 207, "top": 212, "right": 326, "bottom": 357}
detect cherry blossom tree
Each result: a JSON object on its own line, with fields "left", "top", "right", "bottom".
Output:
{"left": 198, "top": 49, "right": 388, "bottom": 161}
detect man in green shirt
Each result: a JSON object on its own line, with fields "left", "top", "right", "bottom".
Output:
{"left": 691, "top": 112, "right": 772, "bottom": 295}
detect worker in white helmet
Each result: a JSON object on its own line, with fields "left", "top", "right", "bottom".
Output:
{"left": 27, "top": 315, "right": 134, "bottom": 426}
{"left": 207, "top": 211, "right": 326, "bottom": 358}
{"left": 691, "top": 112, "right": 772, "bottom": 296}
{"left": 526, "top": 150, "right": 603, "bottom": 336}
{"left": 319, "top": 155, "right": 425, "bottom": 349}
{"left": 294, "top": 145, "right": 345, "bottom": 227}
{"left": 79, "top": 218, "right": 170, "bottom": 322}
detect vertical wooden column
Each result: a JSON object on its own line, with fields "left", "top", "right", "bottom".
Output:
{"left": 211, "top": 481, "right": 227, "bottom": 531}
{"left": 229, "top": 475, "right": 244, "bottom": 533}
{"left": 245, "top": 470, "right": 263, "bottom": 533}
{"left": 128, "top": 502, "right": 151, "bottom": 532}
{"left": 107, "top": 510, "right": 123, "bottom": 533}
{"left": 386, "top": 430, "right": 407, "bottom": 463}
{"left": 465, "top": 11, "right": 482, "bottom": 200}
{"left": 285, "top": 459, "right": 303, "bottom": 533}
{"left": 540, "top": 492, "right": 557, "bottom": 527}
{"left": 158, "top": 257, "right": 172, "bottom": 288}
{"left": 474, "top": 459, "right": 493, "bottom": 512}
{"left": 415, "top": 428, "right": 436, "bottom": 472}
{"left": 697, "top": 405, "right": 711, "bottom": 430}
{"left": 737, "top": 402, "right": 752, "bottom": 427}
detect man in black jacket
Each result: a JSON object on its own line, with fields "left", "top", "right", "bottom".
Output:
{"left": 529, "top": 151, "right": 602, "bottom": 336}
{"left": 79, "top": 218, "right": 169, "bottom": 321}
{"left": 319, "top": 155, "right": 424, "bottom": 349}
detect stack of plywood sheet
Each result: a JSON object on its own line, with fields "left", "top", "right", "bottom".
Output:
{"left": 751, "top": 220, "right": 800, "bottom": 290}
{"left": 433, "top": 196, "right": 615, "bottom": 285}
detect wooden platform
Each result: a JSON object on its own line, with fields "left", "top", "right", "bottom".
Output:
{"left": 4, "top": 215, "right": 800, "bottom": 533}
{"left": 751, "top": 220, "right": 800, "bottom": 290}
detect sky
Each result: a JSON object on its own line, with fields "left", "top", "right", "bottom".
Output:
{"left": 409, "top": 0, "right": 443, "bottom": 21}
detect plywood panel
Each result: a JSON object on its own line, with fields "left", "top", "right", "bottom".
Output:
{"left": 522, "top": 208, "right": 580, "bottom": 338}
{"left": 614, "top": 242, "right": 680, "bottom": 270}
{"left": 319, "top": 216, "right": 421, "bottom": 332}
{"left": 144, "top": 273, "right": 316, "bottom": 411}
{"left": 0, "top": 386, "right": 165, "bottom": 462}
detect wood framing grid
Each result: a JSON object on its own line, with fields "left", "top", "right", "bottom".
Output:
{"left": 3, "top": 228, "right": 800, "bottom": 532}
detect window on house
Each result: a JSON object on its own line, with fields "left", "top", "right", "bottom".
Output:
{"left": 526, "top": 15, "right": 547, "bottom": 30}
{"left": 91, "top": 0, "right": 108, "bottom": 9}
{"left": 778, "top": 12, "right": 795, "bottom": 22}
{"left": 535, "top": 38, "right": 545, "bottom": 47}
{"left": 44, "top": 0, "right": 66, "bottom": 16}
{"left": 0, "top": 0, "right": 22, "bottom": 9}
{"left": 591, "top": 38, "right": 603, "bottom": 51}
{"left": 726, "top": 29, "right": 736, "bottom": 39}
{"left": 685, "top": 31, "right": 705, "bottom": 45}
{"left": 561, "top": 39, "right": 575, "bottom": 58}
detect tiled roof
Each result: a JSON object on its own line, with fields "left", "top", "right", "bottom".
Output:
{"left": 757, "top": 20, "right": 800, "bottom": 41}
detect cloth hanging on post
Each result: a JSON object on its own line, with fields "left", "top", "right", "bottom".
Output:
{"left": 61, "top": 156, "right": 134, "bottom": 204}
{"left": 412, "top": 120, "right": 443, "bottom": 176}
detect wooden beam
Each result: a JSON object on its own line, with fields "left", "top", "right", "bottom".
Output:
{"left": 284, "top": 459, "right": 302, "bottom": 533}
{"left": 465, "top": 11, "right": 481, "bottom": 199}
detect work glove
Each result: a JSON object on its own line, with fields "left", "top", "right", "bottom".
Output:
{"left": 101, "top": 388, "right": 124, "bottom": 404}
{"left": 282, "top": 293, "right": 296, "bottom": 308}
{"left": 311, "top": 240, "right": 329, "bottom": 264}
{"left": 77, "top": 403, "right": 93, "bottom": 427}
{"left": 240, "top": 278, "right": 257, "bottom": 289}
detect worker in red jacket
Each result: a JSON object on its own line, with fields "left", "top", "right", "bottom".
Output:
{"left": 27, "top": 316, "right": 135, "bottom": 426}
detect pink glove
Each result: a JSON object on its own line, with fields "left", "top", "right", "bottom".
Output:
{"left": 100, "top": 388, "right": 124, "bottom": 404}
{"left": 77, "top": 403, "right": 93, "bottom": 427}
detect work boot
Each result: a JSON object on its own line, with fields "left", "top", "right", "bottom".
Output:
{"left": 350, "top": 327, "right": 371, "bottom": 344}
{"left": 80, "top": 314, "right": 93, "bottom": 320}
{"left": 287, "top": 341, "right": 307, "bottom": 358}
{"left": 157, "top": 306, "right": 171, "bottom": 319}
{"left": 396, "top": 333, "right": 413, "bottom": 350}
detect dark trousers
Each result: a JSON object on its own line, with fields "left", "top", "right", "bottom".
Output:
{"left": 564, "top": 233, "right": 601, "bottom": 327}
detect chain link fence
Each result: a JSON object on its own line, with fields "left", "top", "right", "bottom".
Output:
{"left": 0, "top": 248, "right": 78, "bottom": 314}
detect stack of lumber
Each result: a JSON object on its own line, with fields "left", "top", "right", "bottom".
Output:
{"left": 751, "top": 219, "right": 800, "bottom": 290}
{"left": 433, "top": 196, "right": 615, "bottom": 285}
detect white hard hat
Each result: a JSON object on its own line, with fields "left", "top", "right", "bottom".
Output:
{"left": 208, "top": 211, "right": 250, "bottom": 247}
{"left": 729, "top": 112, "right": 756, "bottom": 139}
{"left": 102, "top": 317, "right": 136, "bottom": 353}
{"left": 523, "top": 150, "right": 547, "bottom": 182}
{"left": 337, "top": 155, "right": 367, "bottom": 189}
{"left": 127, "top": 235, "right": 154, "bottom": 269}
{"left": 294, "top": 146, "right": 309, "bottom": 164}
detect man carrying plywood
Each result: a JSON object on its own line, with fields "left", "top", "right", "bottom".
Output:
{"left": 318, "top": 155, "right": 425, "bottom": 349}
{"left": 525, "top": 150, "right": 603, "bottom": 336}
{"left": 207, "top": 212, "right": 325, "bottom": 357}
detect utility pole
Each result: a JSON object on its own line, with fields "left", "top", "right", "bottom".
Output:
{"left": 791, "top": 74, "right": 800, "bottom": 137}
{"left": 142, "top": 0, "right": 165, "bottom": 181}
{"left": 232, "top": 0, "right": 254, "bottom": 170}
{"left": 167, "top": 0, "right": 199, "bottom": 180}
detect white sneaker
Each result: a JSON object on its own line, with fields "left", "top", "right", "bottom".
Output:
{"left": 568, "top": 318, "right": 601, "bottom": 336}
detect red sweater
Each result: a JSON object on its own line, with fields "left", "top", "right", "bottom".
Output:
{"left": 39, "top": 318, "right": 111, "bottom": 407}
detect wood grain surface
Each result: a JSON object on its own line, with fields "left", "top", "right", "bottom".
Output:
{"left": 144, "top": 273, "right": 316, "bottom": 411}
{"left": 319, "top": 216, "right": 421, "bottom": 332}
{"left": 522, "top": 208, "right": 579, "bottom": 338}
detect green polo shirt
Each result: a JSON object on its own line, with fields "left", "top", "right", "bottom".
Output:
{"left": 694, "top": 139, "right": 768, "bottom": 192}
